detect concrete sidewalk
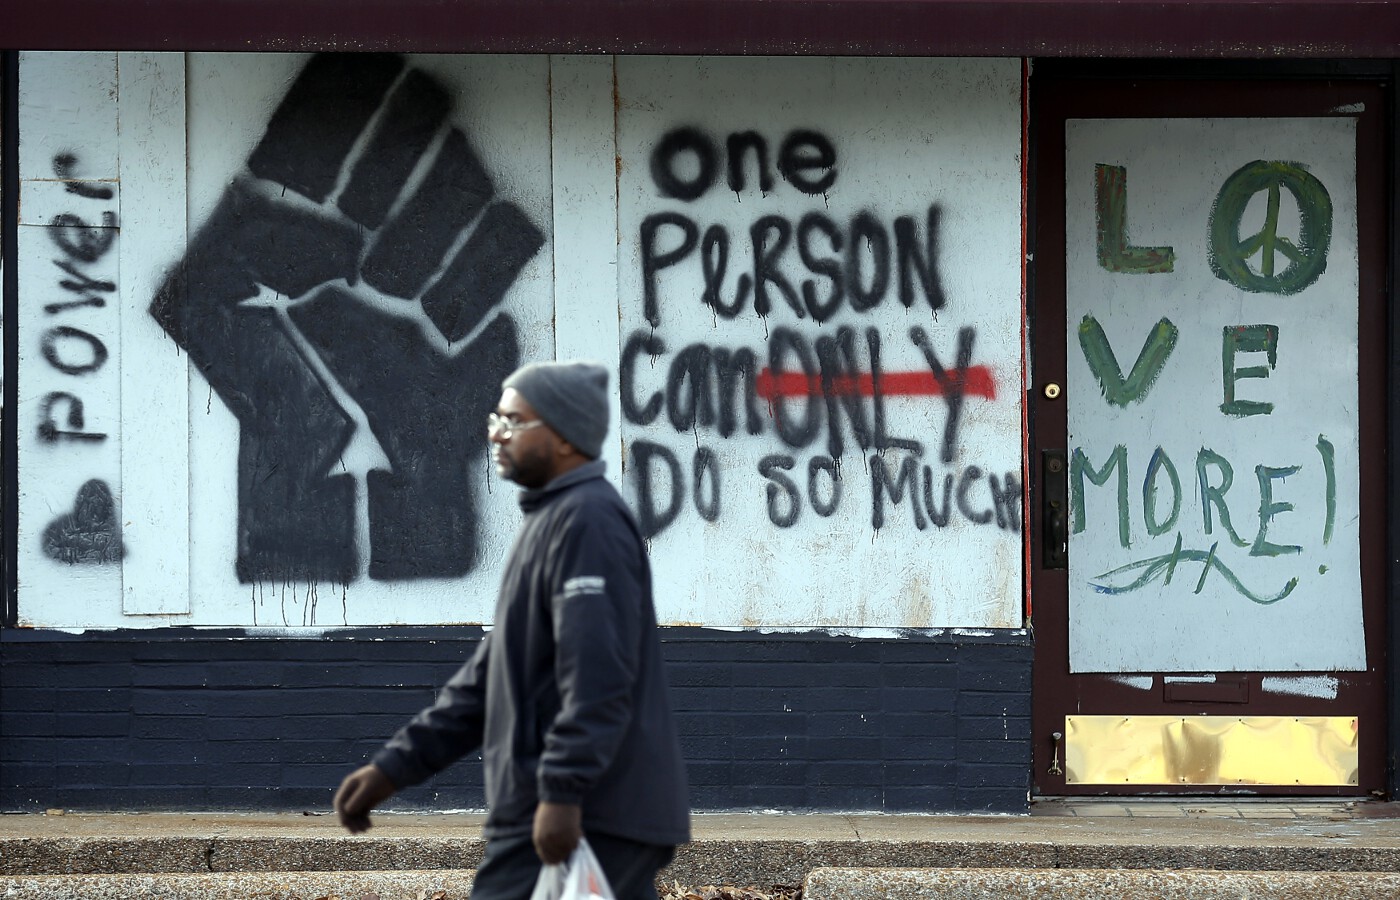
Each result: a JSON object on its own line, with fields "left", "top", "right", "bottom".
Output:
{"left": 5, "top": 800, "right": 1400, "bottom": 882}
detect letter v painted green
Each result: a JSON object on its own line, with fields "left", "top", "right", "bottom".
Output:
{"left": 1077, "top": 315, "right": 1178, "bottom": 407}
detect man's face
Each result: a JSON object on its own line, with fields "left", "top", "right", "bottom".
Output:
{"left": 489, "top": 388, "right": 558, "bottom": 489}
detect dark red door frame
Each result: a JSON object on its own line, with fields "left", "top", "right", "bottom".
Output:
{"left": 1027, "top": 68, "right": 1392, "bottom": 797}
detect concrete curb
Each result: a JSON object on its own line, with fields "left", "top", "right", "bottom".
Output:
{"left": 6, "top": 836, "right": 1400, "bottom": 884}
{"left": 0, "top": 870, "right": 475, "bottom": 900}
{"left": 804, "top": 867, "right": 1400, "bottom": 900}
{"left": 7, "top": 807, "right": 1400, "bottom": 890}
{"left": 0, "top": 837, "right": 483, "bottom": 876}
{"left": 666, "top": 840, "right": 1400, "bottom": 885}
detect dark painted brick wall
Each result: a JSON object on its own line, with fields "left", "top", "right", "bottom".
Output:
{"left": 1, "top": 627, "right": 1031, "bottom": 813}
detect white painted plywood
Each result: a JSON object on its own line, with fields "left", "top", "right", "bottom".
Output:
{"left": 178, "top": 54, "right": 554, "bottom": 629}
{"left": 614, "top": 57, "right": 1024, "bottom": 628}
{"left": 548, "top": 55, "right": 623, "bottom": 485}
{"left": 118, "top": 52, "right": 190, "bottom": 616}
{"left": 16, "top": 53, "right": 125, "bottom": 624}
{"left": 15, "top": 53, "right": 1026, "bottom": 632}
{"left": 1065, "top": 117, "right": 1364, "bottom": 672}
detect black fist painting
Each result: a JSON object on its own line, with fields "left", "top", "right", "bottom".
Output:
{"left": 151, "top": 54, "right": 544, "bottom": 583}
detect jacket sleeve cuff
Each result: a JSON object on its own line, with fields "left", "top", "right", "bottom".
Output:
{"left": 371, "top": 748, "right": 423, "bottom": 791}
{"left": 538, "top": 778, "right": 585, "bottom": 806}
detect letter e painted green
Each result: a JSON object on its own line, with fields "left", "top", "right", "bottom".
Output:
{"left": 1220, "top": 324, "right": 1279, "bottom": 417}
{"left": 1252, "top": 464, "right": 1303, "bottom": 557}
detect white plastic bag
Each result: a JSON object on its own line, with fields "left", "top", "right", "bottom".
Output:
{"left": 529, "top": 838, "right": 616, "bottom": 900}
{"left": 529, "top": 856, "right": 567, "bottom": 900}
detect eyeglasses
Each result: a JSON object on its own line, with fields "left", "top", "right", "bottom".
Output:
{"left": 487, "top": 412, "right": 547, "bottom": 440}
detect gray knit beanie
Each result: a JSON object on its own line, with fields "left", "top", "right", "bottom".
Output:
{"left": 502, "top": 361, "right": 610, "bottom": 459}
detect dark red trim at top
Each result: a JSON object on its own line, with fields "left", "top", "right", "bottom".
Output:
{"left": 5, "top": 0, "right": 1399, "bottom": 57}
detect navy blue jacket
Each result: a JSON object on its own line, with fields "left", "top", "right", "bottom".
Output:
{"left": 373, "top": 461, "right": 691, "bottom": 847}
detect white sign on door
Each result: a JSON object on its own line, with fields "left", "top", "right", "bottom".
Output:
{"left": 1066, "top": 117, "right": 1364, "bottom": 673}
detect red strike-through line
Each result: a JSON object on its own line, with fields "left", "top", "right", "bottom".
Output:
{"left": 755, "top": 367, "right": 997, "bottom": 401}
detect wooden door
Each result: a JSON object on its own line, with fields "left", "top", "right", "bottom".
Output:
{"left": 1030, "top": 76, "right": 1388, "bottom": 797}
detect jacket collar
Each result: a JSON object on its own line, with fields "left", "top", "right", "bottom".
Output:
{"left": 518, "top": 459, "right": 607, "bottom": 512}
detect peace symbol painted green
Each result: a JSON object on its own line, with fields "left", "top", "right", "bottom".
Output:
{"left": 1208, "top": 160, "right": 1332, "bottom": 295}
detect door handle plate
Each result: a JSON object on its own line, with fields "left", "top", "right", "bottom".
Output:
{"left": 1042, "top": 450, "right": 1068, "bottom": 569}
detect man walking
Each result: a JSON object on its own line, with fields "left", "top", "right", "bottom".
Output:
{"left": 334, "top": 360, "right": 690, "bottom": 900}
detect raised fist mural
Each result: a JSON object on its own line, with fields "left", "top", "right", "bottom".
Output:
{"left": 151, "top": 54, "right": 544, "bottom": 584}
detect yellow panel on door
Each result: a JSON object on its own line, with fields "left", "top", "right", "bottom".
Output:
{"left": 1065, "top": 715, "right": 1358, "bottom": 786}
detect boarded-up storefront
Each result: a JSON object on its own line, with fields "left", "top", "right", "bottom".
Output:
{"left": 2, "top": 5, "right": 1397, "bottom": 813}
